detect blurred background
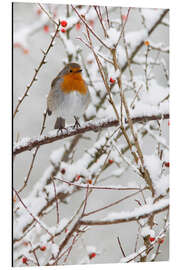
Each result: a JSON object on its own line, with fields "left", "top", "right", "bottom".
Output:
{"left": 13, "top": 2, "right": 169, "bottom": 265}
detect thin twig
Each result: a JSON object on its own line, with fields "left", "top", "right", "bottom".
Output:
{"left": 18, "top": 110, "right": 47, "bottom": 193}
{"left": 52, "top": 178, "right": 60, "bottom": 225}
{"left": 84, "top": 189, "right": 147, "bottom": 217}
{"left": 117, "top": 236, "right": 126, "bottom": 257}
{"left": 38, "top": 3, "right": 58, "bottom": 26}
{"left": 54, "top": 177, "right": 143, "bottom": 192}
{"left": 115, "top": 8, "right": 131, "bottom": 47}
{"left": 80, "top": 201, "right": 169, "bottom": 226}
{"left": 71, "top": 5, "right": 110, "bottom": 50}
{"left": 13, "top": 188, "right": 53, "bottom": 238}
{"left": 13, "top": 21, "right": 60, "bottom": 118}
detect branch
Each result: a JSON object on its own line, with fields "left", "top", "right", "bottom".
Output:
{"left": 121, "top": 9, "right": 169, "bottom": 72}
{"left": 13, "top": 114, "right": 169, "bottom": 156}
{"left": 79, "top": 199, "right": 169, "bottom": 226}
{"left": 13, "top": 21, "right": 61, "bottom": 118}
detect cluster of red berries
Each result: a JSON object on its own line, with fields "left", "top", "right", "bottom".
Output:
{"left": 110, "top": 77, "right": 116, "bottom": 84}
{"left": 60, "top": 20, "right": 68, "bottom": 33}
{"left": 149, "top": 236, "right": 165, "bottom": 244}
{"left": 89, "top": 252, "right": 96, "bottom": 259}
{"left": 22, "top": 246, "right": 47, "bottom": 264}
{"left": 43, "top": 20, "right": 68, "bottom": 34}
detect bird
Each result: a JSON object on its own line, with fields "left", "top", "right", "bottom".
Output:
{"left": 47, "top": 63, "right": 90, "bottom": 130}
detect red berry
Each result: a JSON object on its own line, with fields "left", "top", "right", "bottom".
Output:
{"left": 76, "top": 22, "right": 81, "bottom": 30}
{"left": 65, "top": 228, "right": 68, "bottom": 233}
{"left": 168, "top": 120, "right": 170, "bottom": 126}
{"left": 43, "top": 25, "right": 49, "bottom": 33}
{"left": 89, "top": 252, "right": 96, "bottom": 259}
{"left": 164, "top": 162, "right": 170, "bottom": 168}
{"left": 144, "top": 40, "right": 150, "bottom": 46}
{"left": 108, "top": 159, "right": 114, "bottom": 164}
{"left": 158, "top": 238, "right": 164, "bottom": 244}
{"left": 75, "top": 175, "right": 81, "bottom": 181}
{"left": 110, "top": 77, "right": 115, "bottom": 83}
{"left": 22, "top": 257, "right": 28, "bottom": 264}
{"left": 122, "top": 15, "right": 127, "bottom": 21}
{"left": 61, "top": 20, "right": 68, "bottom": 27}
{"left": 40, "top": 246, "right": 46, "bottom": 251}
{"left": 23, "top": 48, "right": 29, "bottom": 54}
{"left": 89, "top": 20, "right": 94, "bottom": 27}
{"left": 36, "top": 8, "right": 42, "bottom": 15}
{"left": 61, "top": 168, "right": 66, "bottom": 174}
{"left": 149, "top": 237, "right": 155, "bottom": 242}
{"left": 61, "top": 28, "right": 66, "bottom": 33}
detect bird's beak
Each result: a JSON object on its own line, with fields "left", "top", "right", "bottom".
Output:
{"left": 76, "top": 69, "right": 82, "bottom": 73}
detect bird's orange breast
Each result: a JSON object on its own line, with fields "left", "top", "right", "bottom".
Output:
{"left": 60, "top": 73, "right": 87, "bottom": 95}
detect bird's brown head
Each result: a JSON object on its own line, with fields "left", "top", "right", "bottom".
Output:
{"left": 60, "top": 63, "right": 87, "bottom": 95}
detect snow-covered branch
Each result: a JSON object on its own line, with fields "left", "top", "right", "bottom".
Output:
{"left": 14, "top": 113, "right": 169, "bottom": 156}
{"left": 80, "top": 199, "right": 169, "bottom": 226}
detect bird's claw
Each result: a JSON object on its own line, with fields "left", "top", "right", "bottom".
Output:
{"left": 73, "top": 116, "right": 81, "bottom": 128}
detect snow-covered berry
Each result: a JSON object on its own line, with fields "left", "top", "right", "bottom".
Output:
{"left": 110, "top": 77, "right": 115, "bottom": 83}
{"left": 40, "top": 246, "right": 47, "bottom": 251}
{"left": 61, "top": 20, "right": 68, "bottom": 27}
{"left": 22, "top": 257, "right": 28, "bottom": 264}
{"left": 89, "top": 252, "right": 96, "bottom": 259}
{"left": 61, "top": 168, "right": 66, "bottom": 174}
{"left": 149, "top": 237, "right": 155, "bottom": 242}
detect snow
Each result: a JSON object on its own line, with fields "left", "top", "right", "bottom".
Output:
{"left": 51, "top": 243, "right": 59, "bottom": 257}
{"left": 86, "top": 245, "right": 97, "bottom": 254}
{"left": 125, "top": 29, "right": 148, "bottom": 49}
{"left": 106, "top": 27, "right": 120, "bottom": 47}
{"left": 101, "top": 198, "right": 168, "bottom": 222}
{"left": 153, "top": 175, "right": 169, "bottom": 197}
{"left": 144, "top": 155, "right": 169, "bottom": 197}
{"left": 144, "top": 155, "right": 162, "bottom": 181}
{"left": 140, "top": 9, "right": 165, "bottom": 29}
{"left": 141, "top": 226, "right": 155, "bottom": 237}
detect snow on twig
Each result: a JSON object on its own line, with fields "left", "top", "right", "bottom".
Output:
{"left": 80, "top": 198, "right": 169, "bottom": 226}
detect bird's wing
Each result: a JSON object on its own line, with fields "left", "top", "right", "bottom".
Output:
{"left": 47, "top": 77, "right": 63, "bottom": 115}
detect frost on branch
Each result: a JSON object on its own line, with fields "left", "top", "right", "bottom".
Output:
{"left": 13, "top": 4, "right": 169, "bottom": 266}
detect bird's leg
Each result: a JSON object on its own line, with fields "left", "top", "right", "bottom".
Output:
{"left": 73, "top": 116, "right": 81, "bottom": 128}
{"left": 54, "top": 117, "right": 67, "bottom": 134}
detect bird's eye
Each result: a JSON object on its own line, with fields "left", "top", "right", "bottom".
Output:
{"left": 70, "top": 69, "right": 73, "bottom": 73}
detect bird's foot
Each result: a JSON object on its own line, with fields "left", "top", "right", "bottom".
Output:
{"left": 56, "top": 127, "right": 67, "bottom": 135}
{"left": 73, "top": 116, "right": 81, "bottom": 128}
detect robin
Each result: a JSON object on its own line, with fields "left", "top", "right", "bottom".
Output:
{"left": 47, "top": 63, "right": 90, "bottom": 130}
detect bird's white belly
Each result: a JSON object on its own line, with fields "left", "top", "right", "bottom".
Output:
{"left": 56, "top": 90, "right": 89, "bottom": 121}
